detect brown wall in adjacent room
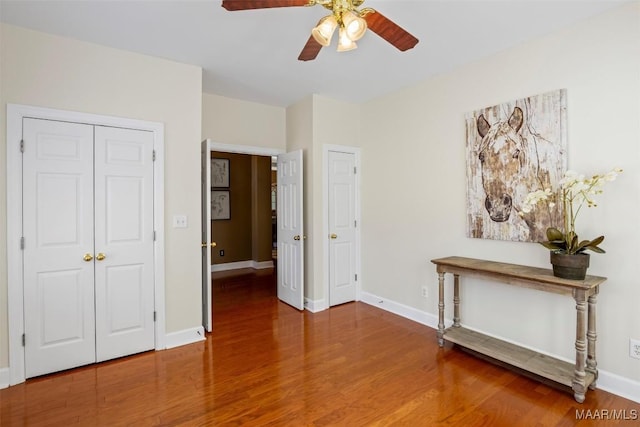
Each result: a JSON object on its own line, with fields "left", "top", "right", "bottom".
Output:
{"left": 210, "top": 152, "right": 273, "bottom": 265}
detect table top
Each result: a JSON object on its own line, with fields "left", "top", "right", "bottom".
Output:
{"left": 431, "top": 256, "right": 607, "bottom": 291}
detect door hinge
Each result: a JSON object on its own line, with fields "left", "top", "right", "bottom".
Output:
{"left": 152, "top": 150, "right": 156, "bottom": 161}
{"left": 354, "top": 220, "right": 357, "bottom": 228}
{"left": 20, "top": 140, "right": 25, "bottom": 153}
{"left": 355, "top": 274, "right": 358, "bottom": 281}
{"left": 22, "top": 333, "right": 25, "bottom": 347}
{"left": 353, "top": 166, "right": 356, "bottom": 174}
{"left": 153, "top": 311, "right": 157, "bottom": 322}
{"left": 153, "top": 230, "right": 156, "bottom": 241}
{"left": 20, "top": 237, "right": 25, "bottom": 250}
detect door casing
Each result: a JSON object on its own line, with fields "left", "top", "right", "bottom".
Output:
{"left": 6, "top": 104, "right": 166, "bottom": 386}
{"left": 323, "top": 144, "right": 362, "bottom": 310}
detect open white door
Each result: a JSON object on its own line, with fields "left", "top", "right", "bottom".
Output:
{"left": 201, "top": 140, "right": 213, "bottom": 332}
{"left": 277, "top": 150, "right": 304, "bottom": 310}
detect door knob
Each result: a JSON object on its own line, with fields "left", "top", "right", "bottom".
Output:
{"left": 96, "top": 253, "right": 106, "bottom": 261}
{"left": 83, "top": 253, "right": 93, "bottom": 262}
{"left": 330, "top": 233, "right": 337, "bottom": 239}
{"left": 202, "top": 242, "right": 217, "bottom": 248}
{"left": 294, "top": 235, "right": 301, "bottom": 241}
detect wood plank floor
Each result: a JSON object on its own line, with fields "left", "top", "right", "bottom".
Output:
{"left": 2, "top": 268, "right": 638, "bottom": 426}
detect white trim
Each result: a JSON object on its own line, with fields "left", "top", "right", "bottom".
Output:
{"left": 211, "top": 260, "right": 274, "bottom": 272}
{"left": 323, "top": 145, "right": 362, "bottom": 308}
{"left": 304, "top": 297, "right": 327, "bottom": 313}
{"left": 6, "top": 104, "right": 166, "bottom": 385}
{"left": 361, "top": 291, "right": 640, "bottom": 404}
{"left": 598, "top": 370, "right": 640, "bottom": 404}
{"left": 0, "top": 368, "right": 10, "bottom": 390}
{"left": 205, "top": 140, "right": 285, "bottom": 157}
{"left": 165, "top": 326, "right": 206, "bottom": 349}
{"left": 360, "top": 291, "right": 439, "bottom": 328}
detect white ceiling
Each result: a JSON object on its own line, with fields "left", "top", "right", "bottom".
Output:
{"left": 0, "top": 0, "right": 628, "bottom": 107}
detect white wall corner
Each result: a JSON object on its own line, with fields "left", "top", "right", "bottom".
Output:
{"left": 304, "top": 297, "right": 327, "bottom": 313}
{"left": 0, "top": 367, "right": 10, "bottom": 389}
{"left": 165, "top": 326, "right": 206, "bottom": 349}
{"left": 359, "top": 291, "right": 640, "bottom": 404}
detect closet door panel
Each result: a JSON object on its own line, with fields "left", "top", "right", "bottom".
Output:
{"left": 23, "top": 118, "right": 96, "bottom": 378}
{"left": 94, "top": 126, "right": 155, "bottom": 361}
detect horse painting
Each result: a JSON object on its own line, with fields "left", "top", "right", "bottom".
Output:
{"left": 465, "top": 90, "right": 566, "bottom": 242}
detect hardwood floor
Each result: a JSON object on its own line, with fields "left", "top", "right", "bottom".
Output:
{"left": 2, "top": 268, "right": 638, "bottom": 426}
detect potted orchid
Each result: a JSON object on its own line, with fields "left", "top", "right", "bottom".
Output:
{"left": 520, "top": 167, "right": 622, "bottom": 279}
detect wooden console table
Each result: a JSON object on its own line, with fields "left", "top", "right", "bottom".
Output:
{"left": 431, "top": 256, "right": 607, "bottom": 403}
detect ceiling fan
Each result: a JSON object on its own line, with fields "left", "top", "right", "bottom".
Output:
{"left": 221, "top": 0, "right": 419, "bottom": 61}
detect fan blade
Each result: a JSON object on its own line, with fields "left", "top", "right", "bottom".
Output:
{"left": 298, "top": 35, "right": 323, "bottom": 61}
{"left": 363, "top": 10, "right": 418, "bottom": 52}
{"left": 222, "top": 0, "right": 311, "bottom": 11}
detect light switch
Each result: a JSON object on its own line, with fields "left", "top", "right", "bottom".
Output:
{"left": 173, "top": 215, "right": 188, "bottom": 228}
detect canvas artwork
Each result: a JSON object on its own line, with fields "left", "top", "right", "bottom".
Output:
{"left": 211, "top": 158, "right": 229, "bottom": 188}
{"left": 465, "top": 89, "right": 567, "bottom": 242}
{"left": 212, "top": 190, "right": 230, "bottom": 220}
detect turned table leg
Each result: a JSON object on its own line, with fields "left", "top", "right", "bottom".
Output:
{"left": 587, "top": 286, "right": 599, "bottom": 389}
{"left": 453, "top": 274, "right": 460, "bottom": 328}
{"left": 437, "top": 272, "right": 445, "bottom": 347}
{"left": 573, "top": 289, "right": 588, "bottom": 403}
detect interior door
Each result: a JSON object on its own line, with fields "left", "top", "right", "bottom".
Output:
{"left": 22, "top": 118, "right": 97, "bottom": 378}
{"left": 277, "top": 150, "right": 304, "bottom": 310}
{"left": 94, "top": 126, "right": 156, "bottom": 362}
{"left": 328, "top": 151, "right": 357, "bottom": 306}
{"left": 201, "top": 140, "right": 213, "bottom": 332}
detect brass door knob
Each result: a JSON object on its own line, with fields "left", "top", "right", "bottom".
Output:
{"left": 96, "top": 253, "right": 106, "bottom": 261}
{"left": 83, "top": 253, "right": 93, "bottom": 262}
{"left": 294, "top": 235, "right": 301, "bottom": 241}
{"left": 330, "top": 233, "right": 337, "bottom": 239}
{"left": 202, "top": 242, "right": 217, "bottom": 248}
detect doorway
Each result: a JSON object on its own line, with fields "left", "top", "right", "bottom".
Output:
{"left": 201, "top": 141, "right": 287, "bottom": 330}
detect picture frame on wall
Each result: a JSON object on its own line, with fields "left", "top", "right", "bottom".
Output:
{"left": 211, "top": 158, "right": 230, "bottom": 188}
{"left": 211, "top": 190, "right": 230, "bottom": 220}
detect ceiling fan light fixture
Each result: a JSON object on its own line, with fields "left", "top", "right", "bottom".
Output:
{"left": 337, "top": 26, "right": 357, "bottom": 52}
{"left": 311, "top": 15, "right": 338, "bottom": 47}
{"left": 341, "top": 10, "right": 367, "bottom": 41}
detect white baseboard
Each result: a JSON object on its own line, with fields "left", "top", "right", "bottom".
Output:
{"left": 211, "top": 260, "right": 274, "bottom": 272}
{"left": 0, "top": 367, "right": 9, "bottom": 389}
{"left": 360, "top": 291, "right": 439, "bottom": 328}
{"left": 165, "top": 326, "right": 206, "bottom": 349}
{"left": 360, "top": 291, "right": 640, "bottom": 404}
{"left": 598, "top": 370, "right": 640, "bottom": 404}
{"left": 304, "top": 297, "right": 327, "bottom": 313}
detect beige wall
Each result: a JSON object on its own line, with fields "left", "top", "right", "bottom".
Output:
{"left": 360, "top": 3, "right": 640, "bottom": 384}
{"left": 0, "top": 24, "right": 203, "bottom": 369}
{"left": 202, "top": 92, "right": 286, "bottom": 149}
{"left": 286, "top": 95, "right": 361, "bottom": 303}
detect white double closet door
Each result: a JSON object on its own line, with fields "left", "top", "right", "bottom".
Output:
{"left": 22, "top": 118, "right": 156, "bottom": 378}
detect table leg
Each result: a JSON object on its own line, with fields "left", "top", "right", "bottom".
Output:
{"left": 437, "top": 272, "right": 445, "bottom": 347}
{"left": 572, "top": 289, "right": 588, "bottom": 403}
{"left": 453, "top": 274, "right": 460, "bottom": 328}
{"left": 587, "top": 286, "right": 599, "bottom": 389}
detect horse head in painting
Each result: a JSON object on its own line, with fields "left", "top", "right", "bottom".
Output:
{"left": 476, "top": 107, "right": 526, "bottom": 223}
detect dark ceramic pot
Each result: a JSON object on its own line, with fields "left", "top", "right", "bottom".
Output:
{"left": 550, "top": 252, "right": 590, "bottom": 280}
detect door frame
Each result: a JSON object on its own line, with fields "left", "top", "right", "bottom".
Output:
{"left": 202, "top": 140, "right": 285, "bottom": 327}
{"left": 6, "top": 104, "right": 166, "bottom": 386}
{"left": 322, "top": 144, "right": 362, "bottom": 308}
